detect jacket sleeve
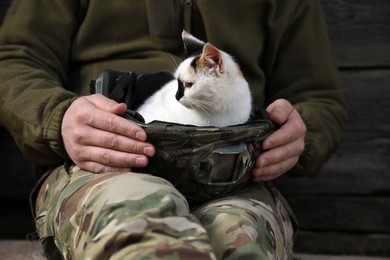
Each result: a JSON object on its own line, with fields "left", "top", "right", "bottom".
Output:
{"left": 267, "top": 0, "right": 347, "bottom": 176}
{"left": 0, "top": 1, "right": 80, "bottom": 165}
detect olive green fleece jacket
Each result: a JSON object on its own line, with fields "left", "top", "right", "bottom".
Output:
{"left": 0, "top": 0, "right": 346, "bottom": 176}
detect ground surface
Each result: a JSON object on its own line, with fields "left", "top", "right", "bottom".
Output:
{"left": 1, "top": 240, "right": 389, "bottom": 260}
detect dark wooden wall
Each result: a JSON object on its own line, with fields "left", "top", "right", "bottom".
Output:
{"left": 1, "top": 0, "right": 389, "bottom": 256}
{"left": 275, "top": 0, "right": 390, "bottom": 256}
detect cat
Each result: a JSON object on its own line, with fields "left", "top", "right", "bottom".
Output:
{"left": 136, "top": 31, "right": 252, "bottom": 127}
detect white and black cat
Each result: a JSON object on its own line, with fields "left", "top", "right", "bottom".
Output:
{"left": 137, "top": 31, "right": 252, "bottom": 127}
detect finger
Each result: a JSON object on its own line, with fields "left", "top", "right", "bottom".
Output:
{"left": 76, "top": 161, "right": 132, "bottom": 174}
{"left": 86, "top": 94, "right": 127, "bottom": 115}
{"left": 266, "top": 99, "right": 294, "bottom": 125}
{"left": 81, "top": 105, "right": 147, "bottom": 142}
{"left": 74, "top": 145, "right": 150, "bottom": 169}
{"left": 252, "top": 156, "right": 299, "bottom": 182}
{"left": 257, "top": 138, "right": 304, "bottom": 168}
{"left": 73, "top": 127, "right": 155, "bottom": 156}
{"left": 76, "top": 95, "right": 147, "bottom": 141}
{"left": 262, "top": 109, "right": 306, "bottom": 149}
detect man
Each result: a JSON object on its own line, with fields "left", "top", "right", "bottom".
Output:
{"left": 0, "top": 0, "right": 346, "bottom": 259}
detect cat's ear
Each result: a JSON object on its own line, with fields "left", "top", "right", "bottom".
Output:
{"left": 202, "top": 43, "right": 223, "bottom": 73}
{"left": 182, "top": 30, "right": 205, "bottom": 57}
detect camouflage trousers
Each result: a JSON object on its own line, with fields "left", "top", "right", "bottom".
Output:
{"left": 33, "top": 164, "right": 296, "bottom": 260}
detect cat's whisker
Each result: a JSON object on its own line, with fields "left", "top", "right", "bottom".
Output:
{"left": 168, "top": 55, "right": 179, "bottom": 72}
{"left": 185, "top": 100, "right": 199, "bottom": 111}
{"left": 184, "top": 99, "right": 204, "bottom": 112}
{"left": 199, "top": 100, "right": 214, "bottom": 111}
{"left": 191, "top": 99, "right": 214, "bottom": 114}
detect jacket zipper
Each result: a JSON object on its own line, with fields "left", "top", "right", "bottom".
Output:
{"left": 184, "top": 0, "right": 193, "bottom": 33}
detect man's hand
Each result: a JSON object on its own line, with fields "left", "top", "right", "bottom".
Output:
{"left": 252, "top": 99, "right": 306, "bottom": 181}
{"left": 61, "top": 94, "right": 155, "bottom": 173}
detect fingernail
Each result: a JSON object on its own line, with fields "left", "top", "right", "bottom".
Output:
{"left": 136, "top": 131, "right": 146, "bottom": 141}
{"left": 144, "top": 146, "right": 154, "bottom": 156}
{"left": 136, "top": 156, "right": 147, "bottom": 166}
{"left": 262, "top": 139, "right": 272, "bottom": 150}
{"left": 256, "top": 158, "right": 263, "bottom": 168}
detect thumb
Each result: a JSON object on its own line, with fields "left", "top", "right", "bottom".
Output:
{"left": 87, "top": 94, "right": 127, "bottom": 115}
{"left": 110, "top": 103, "right": 127, "bottom": 116}
{"left": 266, "top": 99, "right": 293, "bottom": 126}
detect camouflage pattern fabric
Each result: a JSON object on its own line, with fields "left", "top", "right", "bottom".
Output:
{"left": 127, "top": 109, "right": 274, "bottom": 201}
{"left": 35, "top": 165, "right": 295, "bottom": 259}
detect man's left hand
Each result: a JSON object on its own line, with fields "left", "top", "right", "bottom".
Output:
{"left": 252, "top": 99, "right": 306, "bottom": 181}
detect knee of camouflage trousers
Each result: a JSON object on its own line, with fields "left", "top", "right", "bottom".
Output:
{"left": 34, "top": 165, "right": 296, "bottom": 259}
{"left": 193, "top": 182, "right": 296, "bottom": 259}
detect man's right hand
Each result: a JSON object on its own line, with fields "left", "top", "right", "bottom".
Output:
{"left": 61, "top": 94, "right": 155, "bottom": 173}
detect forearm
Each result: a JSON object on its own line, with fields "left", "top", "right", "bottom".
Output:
{"left": 0, "top": 77, "right": 76, "bottom": 165}
{"left": 0, "top": 57, "right": 77, "bottom": 164}
{"left": 292, "top": 98, "right": 346, "bottom": 176}
{"left": 266, "top": 0, "right": 347, "bottom": 176}
{"left": 0, "top": 0, "right": 80, "bottom": 165}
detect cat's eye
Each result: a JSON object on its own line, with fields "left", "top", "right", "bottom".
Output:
{"left": 184, "top": 81, "right": 193, "bottom": 88}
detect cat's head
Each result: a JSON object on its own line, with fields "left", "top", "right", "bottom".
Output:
{"left": 175, "top": 31, "right": 249, "bottom": 114}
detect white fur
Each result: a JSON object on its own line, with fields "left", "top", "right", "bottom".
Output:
{"left": 137, "top": 50, "right": 252, "bottom": 127}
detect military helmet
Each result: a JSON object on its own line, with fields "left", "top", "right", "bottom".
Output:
{"left": 91, "top": 69, "right": 274, "bottom": 201}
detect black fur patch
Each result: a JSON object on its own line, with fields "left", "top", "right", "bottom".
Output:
{"left": 176, "top": 79, "right": 185, "bottom": 101}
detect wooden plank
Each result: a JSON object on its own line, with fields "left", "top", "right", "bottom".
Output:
{"left": 321, "top": 0, "right": 390, "bottom": 67}
{"left": 275, "top": 69, "right": 390, "bottom": 195}
{"left": 284, "top": 196, "right": 390, "bottom": 233}
{"left": 294, "top": 230, "right": 390, "bottom": 256}
{"left": 0, "top": 240, "right": 45, "bottom": 260}
{"left": 343, "top": 69, "right": 390, "bottom": 134}
{"left": 297, "top": 254, "right": 390, "bottom": 260}
{"left": 275, "top": 69, "right": 390, "bottom": 248}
